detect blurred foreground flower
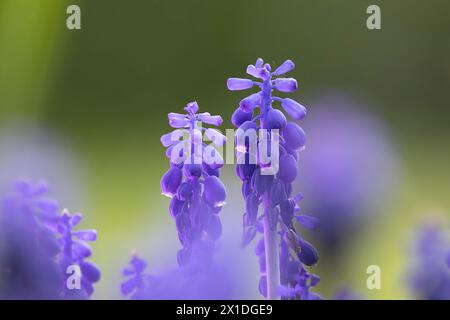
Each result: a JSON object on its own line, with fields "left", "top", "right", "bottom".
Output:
{"left": 408, "top": 222, "right": 450, "bottom": 300}
{"left": 121, "top": 251, "right": 236, "bottom": 299}
{"left": 299, "top": 93, "right": 398, "bottom": 252}
{"left": 0, "top": 180, "right": 100, "bottom": 299}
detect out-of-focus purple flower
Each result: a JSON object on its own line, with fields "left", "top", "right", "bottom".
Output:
{"left": 121, "top": 250, "right": 237, "bottom": 300}
{"left": 227, "top": 58, "right": 320, "bottom": 299}
{"left": 298, "top": 93, "right": 398, "bottom": 252}
{"left": 160, "top": 102, "right": 227, "bottom": 266}
{"left": 58, "top": 210, "right": 100, "bottom": 298}
{"left": 0, "top": 180, "right": 100, "bottom": 299}
{"left": 408, "top": 222, "right": 450, "bottom": 300}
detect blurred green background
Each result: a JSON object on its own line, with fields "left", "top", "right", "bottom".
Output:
{"left": 0, "top": 0, "right": 449, "bottom": 299}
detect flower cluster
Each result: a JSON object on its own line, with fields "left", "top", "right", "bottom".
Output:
{"left": 160, "top": 101, "right": 227, "bottom": 265}
{"left": 408, "top": 223, "right": 450, "bottom": 300}
{"left": 0, "top": 180, "right": 100, "bottom": 299}
{"left": 227, "top": 58, "right": 320, "bottom": 299}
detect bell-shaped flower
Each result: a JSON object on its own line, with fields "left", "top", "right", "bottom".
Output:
{"left": 239, "top": 93, "right": 261, "bottom": 113}
{"left": 281, "top": 98, "right": 306, "bottom": 120}
{"left": 273, "top": 78, "right": 298, "bottom": 92}
{"left": 160, "top": 167, "right": 182, "bottom": 198}
{"left": 283, "top": 122, "right": 306, "bottom": 150}
{"left": 227, "top": 78, "right": 254, "bottom": 91}
{"left": 203, "top": 176, "right": 227, "bottom": 207}
{"left": 273, "top": 60, "right": 295, "bottom": 76}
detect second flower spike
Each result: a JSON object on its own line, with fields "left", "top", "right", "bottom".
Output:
{"left": 160, "top": 101, "right": 227, "bottom": 266}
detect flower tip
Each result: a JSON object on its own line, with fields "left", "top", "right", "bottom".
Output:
{"left": 255, "top": 58, "right": 264, "bottom": 67}
{"left": 184, "top": 101, "right": 199, "bottom": 113}
{"left": 274, "top": 59, "right": 296, "bottom": 75}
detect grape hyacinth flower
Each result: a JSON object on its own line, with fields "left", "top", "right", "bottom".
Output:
{"left": 408, "top": 223, "right": 450, "bottom": 300}
{"left": 160, "top": 101, "right": 227, "bottom": 265}
{"left": 0, "top": 180, "right": 100, "bottom": 299}
{"left": 228, "top": 58, "right": 320, "bottom": 299}
{"left": 58, "top": 209, "right": 101, "bottom": 298}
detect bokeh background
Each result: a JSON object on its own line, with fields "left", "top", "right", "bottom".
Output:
{"left": 1, "top": 0, "right": 449, "bottom": 299}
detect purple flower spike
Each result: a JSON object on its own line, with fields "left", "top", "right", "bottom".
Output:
{"left": 227, "top": 58, "right": 320, "bottom": 300}
{"left": 159, "top": 101, "right": 227, "bottom": 266}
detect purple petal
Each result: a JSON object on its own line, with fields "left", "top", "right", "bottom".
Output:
{"left": 265, "top": 108, "right": 287, "bottom": 130}
{"left": 246, "top": 65, "right": 260, "bottom": 78}
{"left": 80, "top": 261, "right": 101, "bottom": 283}
{"left": 203, "top": 176, "right": 226, "bottom": 207}
{"left": 269, "top": 179, "right": 287, "bottom": 207}
{"left": 273, "top": 78, "right": 298, "bottom": 92}
{"left": 169, "top": 197, "right": 185, "bottom": 218}
{"left": 160, "top": 129, "right": 185, "bottom": 147}
{"left": 227, "top": 78, "right": 254, "bottom": 91}
{"left": 241, "top": 179, "right": 253, "bottom": 198}
{"left": 131, "top": 255, "right": 148, "bottom": 273}
{"left": 242, "top": 226, "right": 257, "bottom": 247}
{"left": 183, "top": 164, "right": 202, "bottom": 179}
{"left": 160, "top": 167, "right": 183, "bottom": 198}
{"left": 254, "top": 239, "right": 265, "bottom": 255}
{"left": 239, "top": 93, "right": 261, "bottom": 113}
{"left": 280, "top": 199, "right": 295, "bottom": 226}
{"left": 197, "top": 113, "right": 223, "bottom": 126}
{"left": 278, "top": 154, "right": 298, "bottom": 183}
{"left": 184, "top": 101, "right": 199, "bottom": 113}
{"left": 245, "top": 193, "right": 259, "bottom": 224}
{"left": 73, "top": 240, "right": 93, "bottom": 259}
{"left": 74, "top": 229, "right": 98, "bottom": 241}
{"left": 255, "top": 58, "right": 264, "bottom": 68}
{"left": 259, "top": 276, "right": 267, "bottom": 298}
{"left": 70, "top": 212, "right": 83, "bottom": 227}
{"left": 294, "top": 192, "right": 304, "bottom": 203}
{"left": 231, "top": 108, "right": 253, "bottom": 128}
{"left": 295, "top": 215, "right": 320, "bottom": 230}
{"left": 121, "top": 277, "right": 139, "bottom": 296}
{"left": 283, "top": 122, "right": 306, "bottom": 150}
{"left": 298, "top": 240, "right": 319, "bottom": 266}
{"left": 281, "top": 98, "right": 306, "bottom": 120}
{"left": 274, "top": 60, "right": 295, "bottom": 75}
{"left": 168, "top": 113, "right": 189, "bottom": 128}
{"left": 177, "top": 182, "right": 193, "bottom": 201}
